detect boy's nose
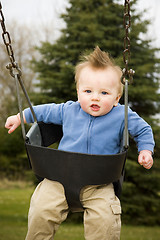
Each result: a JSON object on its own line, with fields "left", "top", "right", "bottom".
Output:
{"left": 91, "top": 93, "right": 100, "bottom": 101}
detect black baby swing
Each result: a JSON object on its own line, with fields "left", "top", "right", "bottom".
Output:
{"left": 0, "top": 0, "right": 134, "bottom": 212}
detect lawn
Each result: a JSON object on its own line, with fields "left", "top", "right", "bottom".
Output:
{"left": 0, "top": 180, "right": 160, "bottom": 240}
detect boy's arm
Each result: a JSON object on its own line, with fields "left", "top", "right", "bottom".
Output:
{"left": 5, "top": 102, "right": 66, "bottom": 134}
{"left": 5, "top": 112, "right": 26, "bottom": 134}
{"left": 24, "top": 102, "right": 67, "bottom": 125}
{"left": 128, "top": 107, "right": 155, "bottom": 169}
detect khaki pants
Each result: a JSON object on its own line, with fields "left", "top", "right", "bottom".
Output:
{"left": 25, "top": 179, "right": 121, "bottom": 240}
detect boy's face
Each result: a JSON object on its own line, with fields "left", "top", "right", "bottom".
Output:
{"left": 77, "top": 66, "right": 121, "bottom": 117}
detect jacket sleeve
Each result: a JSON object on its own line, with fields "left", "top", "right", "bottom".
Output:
{"left": 24, "top": 103, "right": 65, "bottom": 125}
{"left": 128, "top": 107, "right": 155, "bottom": 153}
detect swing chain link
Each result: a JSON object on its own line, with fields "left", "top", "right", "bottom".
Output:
{"left": 0, "top": 1, "right": 22, "bottom": 78}
{"left": 122, "top": 0, "right": 135, "bottom": 85}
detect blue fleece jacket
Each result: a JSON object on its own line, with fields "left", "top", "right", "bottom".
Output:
{"left": 24, "top": 101, "right": 155, "bottom": 155}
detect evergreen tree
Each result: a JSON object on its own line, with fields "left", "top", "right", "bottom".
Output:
{"left": 32, "top": 0, "right": 124, "bottom": 103}
{"left": 31, "top": 0, "right": 160, "bottom": 225}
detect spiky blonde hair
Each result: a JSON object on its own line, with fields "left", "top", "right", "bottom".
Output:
{"left": 75, "top": 46, "right": 123, "bottom": 96}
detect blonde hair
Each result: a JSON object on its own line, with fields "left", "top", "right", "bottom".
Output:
{"left": 75, "top": 46, "right": 123, "bottom": 96}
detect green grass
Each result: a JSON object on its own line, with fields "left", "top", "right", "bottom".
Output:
{"left": 54, "top": 224, "right": 160, "bottom": 240}
{"left": 0, "top": 180, "right": 33, "bottom": 240}
{"left": 0, "top": 180, "right": 160, "bottom": 240}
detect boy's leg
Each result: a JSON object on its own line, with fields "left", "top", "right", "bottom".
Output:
{"left": 81, "top": 183, "right": 121, "bottom": 240}
{"left": 25, "top": 179, "right": 69, "bottom": 240}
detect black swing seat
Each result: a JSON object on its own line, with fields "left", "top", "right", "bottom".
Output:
{"left": 25, "top": 122, "right": 127, "bottom": 212}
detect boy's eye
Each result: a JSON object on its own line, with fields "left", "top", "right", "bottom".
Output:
{"left": 101, "top": 91, "right": 108, "bottom": 95}
{"left": 85, "top": 90, "right": 91, "bottom": 93}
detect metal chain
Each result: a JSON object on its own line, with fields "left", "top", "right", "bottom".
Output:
{"left": 0, "top": 1, "right": 37, "bottom": 127}
{"left": 122, "top": 0, "right": 135, "bottom": 85}
{"left": 0, "top": 1, "right": 21, "bottom": 75}
{"left": 122, "top": 0, "right": 136, "bottom": 150}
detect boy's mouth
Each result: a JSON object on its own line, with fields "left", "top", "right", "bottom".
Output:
{"left": 90, "top": 104, "right": 100, "bottom": 111}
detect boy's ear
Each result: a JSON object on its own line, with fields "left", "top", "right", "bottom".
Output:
{"left": 114, "top": 94, "right": 121, "bottom": 107}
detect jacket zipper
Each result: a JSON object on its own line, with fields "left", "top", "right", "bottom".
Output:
{"left": 87, "top": 116, "right": 94, "bottom": 153}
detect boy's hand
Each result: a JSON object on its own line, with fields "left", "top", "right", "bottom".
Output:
{"left": 5, "top": 114, "right": 21, "bottom": 134}
{"left": 138, "top": 150, "right": 153, "bottom": 169}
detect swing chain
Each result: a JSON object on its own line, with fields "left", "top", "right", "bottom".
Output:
{"left": 0, "top": 1, "right": 21, "bottom": 78}
{"left": 0, "top": 1, "right": 38, "bottom": 126}
{"left": 122, "top": 0, "right": 135, "bottom": 85}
